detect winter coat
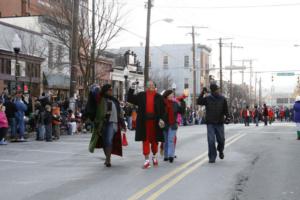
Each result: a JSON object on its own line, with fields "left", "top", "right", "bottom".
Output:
{"left": 0, "top": 111, "right": 8, "bottom": 128}
{"left": 4, "top": 101, "right": 17, "bottom": 118}
{"left": 197, "top": 93, "right": 229, "bottom": 124}
{"left": 127, "top": 88, "right": 165, "bottom": 142}
{"left": 14, "top": 99, "right": 28, "bottom": 122}
{"left": 89, "top": 95, "right": 124, "bottom": 156}
{"left": 293, "top": 101, "right": 300, "bottom": 123}
{"left": 44, "top": 111, "right": 52, "bottom": 125}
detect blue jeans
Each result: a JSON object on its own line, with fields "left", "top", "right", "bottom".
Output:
{"left": 15, "top": 117, "right": 25, "bottom": 138}
{"left": 207, "top": 124, "right": 225, "bottom": 161}
{"left": 163, "top": 128, "right": 177, "bottom": 158}
{"left": 8, "top": 118, "right": 16, "bottom": 137}
{"left": 45, "top": 124, "right": 52, "bottom": 141}
{"left": 103, "top": 122, "right": 117, "bottom": 147}
{"left": 255, "top": 117, "right": 259, "bottom": 126}
{"left": 127, "top": 116, "right": 132, "bottom": 130}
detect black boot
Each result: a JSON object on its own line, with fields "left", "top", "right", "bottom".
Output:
{"left": 104, "top": 147, "right": 112, "bottom": 167}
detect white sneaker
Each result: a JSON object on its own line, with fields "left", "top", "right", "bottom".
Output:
{"left": 20, "top": 137, "right": 25, "bottom": 142}
{"left": 143, "top": 160, "right": 151, "bottom": 169}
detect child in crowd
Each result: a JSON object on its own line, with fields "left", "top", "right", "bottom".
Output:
{"left": 44, "top": 105, "right": 53, "bottom": 142}
{"left": 0, "top": 101, "right": 9, "bottom": 145}
{"left": 52, "top": 103, "right": 61, "bottom": 140}
{"left": 67, "top": 110, "right": 77, "bottom": 135}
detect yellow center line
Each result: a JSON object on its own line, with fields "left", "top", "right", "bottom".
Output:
{"left": 127, "top": 133, "right": 243, "bottom": 200}
{"left": 146, "top": 133, "right": 246, "bottom": 200}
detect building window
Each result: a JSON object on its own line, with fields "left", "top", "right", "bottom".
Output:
{"left": 163, "top": 56, "right": 168, "bottom": 68}
{"left": 26, "top": 63, "right": 32, "bottom": 77}
{"left": 1, "top": 58, "right": 12, "bottom": 75}
{"left": 184, "top": 78, "right": 189, "bottom": 89}
{"left": 26, "top": 62, "right": 40, "bottom": 78}
{"left": 56, "top": 45, "right": 62, "bottom": 64}
{"left": 184, "top": 56, "right": 189, "bottom": 68}
{"left": 0, "top": 58, "right": 4, "bottom": 74}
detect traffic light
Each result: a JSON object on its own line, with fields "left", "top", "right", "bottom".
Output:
{"left": 271, "top": 75, "right": 274, "bottom": 82}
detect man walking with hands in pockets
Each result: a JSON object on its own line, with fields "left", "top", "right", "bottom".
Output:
{"left": 197, "top": 83, "right": 230, "bottom": 163}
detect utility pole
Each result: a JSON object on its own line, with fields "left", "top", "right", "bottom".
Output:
{"left": 192, "top": 26, "right": 196, "bottom": 111}
{"left": 179, "top": 26, "right": 207, "bottom": 110}
{"left": 144, "top": 0, "right": 152, "bottom": 90}
{"left": 249, "top": 60, "right": 253, "bottom": 106}
{"left": 254, "top": 72, "right": 257, "bottom": 105}
{"left": 241, "top": 60, "right": 245, "bottom": 85}
{"left": 259, "top": 76, "right": 262, "bottom": 107}
{"left": 208, "top": 37, "right": 232, "bottom": 94}
{"left": 223, "top": 43, "right": 243, "bottom": 111}
{"left": 91, "top": 0, "right": 96, "bottom": 83}
{"left": 70, "top": 0, "right": 79, "bottom": 98}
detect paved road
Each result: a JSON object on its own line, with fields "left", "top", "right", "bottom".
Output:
{"left": 0, "top": 122, "right": 299, "bottom": 200}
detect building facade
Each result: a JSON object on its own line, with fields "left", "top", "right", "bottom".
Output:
{"left": 112, "top": 44, "right": 211, "bottom": 105}
{"left": 0, "top": 21, "right": 45, "bottom": 96}
{"left": 0, "top": 0, "right": 88, "bottom": 18}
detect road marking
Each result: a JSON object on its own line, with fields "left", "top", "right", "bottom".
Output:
{"left": 127, "top": 133, "right": 243, "bottom": 200}
{"left": 146, "top": 133, "right": 246, "bottom": 200}
{"left": 0, "top": 159, "right": 37, "bottom": 164}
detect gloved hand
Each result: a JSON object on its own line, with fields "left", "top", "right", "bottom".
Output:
{"left": 158, "top": 119, "right": 165, "bottom": 129}
{"left": 225, "top": 117, "right": 231, "bottom": 124}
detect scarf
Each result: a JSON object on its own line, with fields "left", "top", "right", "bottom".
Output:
{"left": 146, "top": 90, "right": 156, "bottom": 114}
{"left": 165, "top": 99, "right": 175, "bottom": 125}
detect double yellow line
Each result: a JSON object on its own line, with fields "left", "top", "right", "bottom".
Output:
{"left": 128, "top": 133, "right": 246, "bottom": 200}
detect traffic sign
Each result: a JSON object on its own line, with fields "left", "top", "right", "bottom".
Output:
{"left": 277, "top": 72, "right": 295, "bottom": 76}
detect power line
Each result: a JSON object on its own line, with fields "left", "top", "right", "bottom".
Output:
{"left": 79, "top": 2, "right": 190, "bottom": 67}
{"left": 153, "top": 2, "right": 300, "bottom": 9}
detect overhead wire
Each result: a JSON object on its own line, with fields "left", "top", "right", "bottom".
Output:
{"left": 153, "top": 2, "right": 300, "bottom": 9}
{"left": 79, "top": 1, "right": 192, "bottom": 68}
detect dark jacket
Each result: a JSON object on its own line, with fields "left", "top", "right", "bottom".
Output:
{"left": 44, "top": 111, "right": 52, "bottom": 125}
{"left": 263, "top": 107, "right": 268, "bottom": 117}
{"left": 127, "top": 88, "right": 165, "bottom": 142}
{"left": 294, "top": 101, "right": 300, "bottom": 123}
{"left": 4, "top": 101, "right": 17, "bottom": 118}
{"left": 197, "top": 93, "right": 229, "bottom": 124}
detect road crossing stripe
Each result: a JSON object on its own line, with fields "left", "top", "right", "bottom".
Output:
{"left": 127, "top": 133, "right": 244, "bottom": 200}
{"left": 146, "top": 133, "right": 246, "bottom": 200}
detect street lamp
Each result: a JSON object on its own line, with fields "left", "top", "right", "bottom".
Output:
{"left": 124, "top": 67, "right": 129, "bottom": 101}
{"left": 151, "top": 18, "right": 174, "bottom": 25}
{"left": 12, "top": 34, "right": 22, "bottom": 93}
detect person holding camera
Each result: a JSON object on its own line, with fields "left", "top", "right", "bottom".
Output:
{"left": 197, "top": 83, "right": 230, "bottom": 163}
{"left": 127, "top": 80, "right": 165, "bottom": 169}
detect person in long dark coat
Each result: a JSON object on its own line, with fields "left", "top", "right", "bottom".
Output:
{"left": 88, "top": 84, "right": 125, "bottom": 167}
{"left": 127, "top": 80, "right": 165, "bottom": 169}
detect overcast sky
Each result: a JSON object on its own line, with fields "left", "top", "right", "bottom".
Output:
{"left": 103, "top": 0, "right": 300, "bottom": 94}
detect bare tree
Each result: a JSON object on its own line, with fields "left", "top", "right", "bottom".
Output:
{"left": 150, "top": 70, "right": 173, "bottom": 93}
{"left": 41, "top": 0, "right": 124, "bottom": 97}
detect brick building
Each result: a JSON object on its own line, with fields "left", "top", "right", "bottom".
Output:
{"left": 0, "top": 21, "right": 44, "bottom": 96}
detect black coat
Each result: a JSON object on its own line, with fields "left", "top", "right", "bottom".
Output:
{"left": 197, "top": 93, "right": 229, "bottom": 124}
{"left": 127, "top": 89, "right": 165, "bottom": 142}
{"left": 4, "top": 101, "right": 17, "bottom": 118}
